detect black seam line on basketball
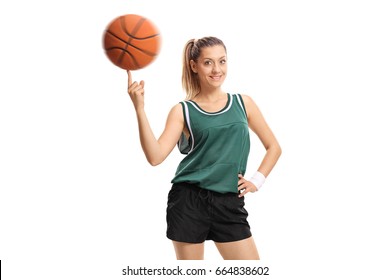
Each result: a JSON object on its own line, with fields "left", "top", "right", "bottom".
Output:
{"left": 127, "top": 50, "right": 140, "bottom": 69}
{"left": 105, "top": 31, "right": 159, "bottom": 58}
{"left": 120, "top": 16, "right": 145, "bottom": 63}
{"left": 105, "top": 31, "right": 159, "bottom": 55}
{"left": 106, "top": 41, "right": 159, "bottom": 56}
{"left": 105, "top": 46, "right": 139, "bottom": 68}
{"left": 118, "top": 48, "right": 139, "bottom": 68}
{"left": 106, "top": 30, "right": 159, "bottom": 43}
{"left": 107, "top": 47, "right": 152, "bottom": 68}
{"left": 106, "top": 46, "right": 158, "bottom": 57}
{"left": 122, "top": 16, "right": 146, "bottom": 42}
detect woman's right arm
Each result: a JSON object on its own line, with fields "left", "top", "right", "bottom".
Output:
{"left": 127, "top": 70, "right": 184, "bottom": 166}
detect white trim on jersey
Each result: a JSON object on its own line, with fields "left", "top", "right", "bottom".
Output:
{"left": 187, "top": 93, "right": 233, "bottom": 116}
{"left": 234, "top": 94, "right": 247, "bottom": 117}
{"left": 182, "top": 101, "right": 195, "bottom": 154}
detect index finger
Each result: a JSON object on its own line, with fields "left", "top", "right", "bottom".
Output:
{"left": 127, "top": 70, "right": 132, "bottom": 86}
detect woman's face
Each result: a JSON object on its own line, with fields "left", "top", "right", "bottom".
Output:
{"left": 191, "top": 45, "right": 227, "bottom": 90}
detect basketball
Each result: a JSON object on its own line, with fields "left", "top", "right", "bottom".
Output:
{"left": 103, "top": 14, "right": 161, "bottom": 70}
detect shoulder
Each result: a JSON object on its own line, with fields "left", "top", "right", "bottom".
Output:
{"left": 167, "top": 102, "right": 185, "bottom": 121}
{"left": 237, "top": 94, "right": 261, "bottom": 119}
{"left": 171, "top": 102, "right": 184, "bottom": 111}
{"left": 238, "top": 94, "right": 255, "bottom": 104}
{"left": 238, "top": 94, "right": 258, "bottom": 110}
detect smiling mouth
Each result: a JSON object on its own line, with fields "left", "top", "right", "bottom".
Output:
{"left": 210, "top": 75, "right": 222, "bottom": 80}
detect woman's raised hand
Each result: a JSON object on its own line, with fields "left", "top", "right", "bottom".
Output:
{"left": 127, "top": 70, "right": 145, "bottom": 110}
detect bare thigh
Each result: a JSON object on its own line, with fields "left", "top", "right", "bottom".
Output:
{"left": 214, "top": 237, "right": 260, "bottom": 260}
{"left": 172, "top": 241, "right": 205, "bottom": 260}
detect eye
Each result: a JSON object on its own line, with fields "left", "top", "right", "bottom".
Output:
{"left": 204, "top": 60, "right": 212, "bottom": 65}
{"left": 220, "top": 59, "right": 226, "bottom": 64}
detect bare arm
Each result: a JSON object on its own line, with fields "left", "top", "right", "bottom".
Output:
{"left": 127, "top": 71, "right": 184, "bottom": 166}
{"left": 238, "top": 94, "right": 282, "bottom": 196}
{"left": 243, "top": 94, "right": 282, "bottom": 177}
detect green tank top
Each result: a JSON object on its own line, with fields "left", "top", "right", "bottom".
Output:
{"left": 171, "top": 93, "right": 250, "bottom": 193}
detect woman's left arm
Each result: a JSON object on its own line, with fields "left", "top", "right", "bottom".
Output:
{"left": 238, "top": 94, "right": 282, "bottom": 196}
{"left": 243, "top": 94, "right": 282, "bottom": 177}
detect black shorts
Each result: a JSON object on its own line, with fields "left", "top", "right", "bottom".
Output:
{"left": 166, "top": 183, "right": 252, "bottom": 243}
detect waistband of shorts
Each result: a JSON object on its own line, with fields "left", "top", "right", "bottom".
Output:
{"left": 172, "top": 182, "right": 239, "bottom": 197}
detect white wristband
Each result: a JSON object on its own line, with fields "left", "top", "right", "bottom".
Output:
{"left": 249, "top": 171, "right": 266, "bottom": 191}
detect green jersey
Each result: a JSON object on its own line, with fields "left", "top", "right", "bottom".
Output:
{"left": 171, "top": 93, "right": 250, "bottom": 193}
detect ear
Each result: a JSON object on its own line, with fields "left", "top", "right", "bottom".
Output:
{"left": 190, "top": 60, "right": 197, "bottom": 73}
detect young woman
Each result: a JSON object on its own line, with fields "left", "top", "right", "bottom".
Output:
{"left": 127, "top": 36, "right": 281, "bottom": 260}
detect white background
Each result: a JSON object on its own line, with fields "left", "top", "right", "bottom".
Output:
{"left": 1, "top": 0, "right": 389, "bottom": 279}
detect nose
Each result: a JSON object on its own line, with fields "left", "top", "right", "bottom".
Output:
{"left": 212, "top": 63, "right": 221, "bottom": 73}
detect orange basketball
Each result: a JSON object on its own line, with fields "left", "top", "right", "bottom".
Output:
{"left": 103, "top": 14, "right": 161, "bottom": 70}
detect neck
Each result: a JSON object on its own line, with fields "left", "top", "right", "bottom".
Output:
{"left": 194, "top": 89, "right": 226, "bottom": 102}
